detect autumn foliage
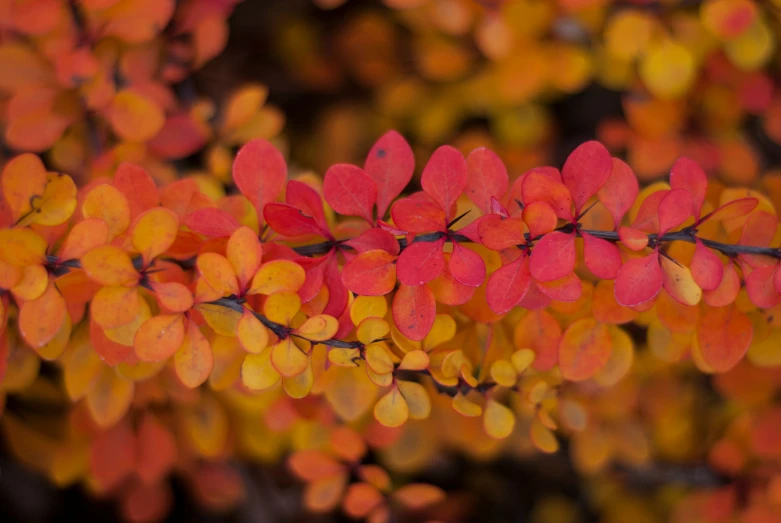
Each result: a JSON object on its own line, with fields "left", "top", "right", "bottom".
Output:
{"left": 5, "top": 1, "right": 781, "bottom": 523}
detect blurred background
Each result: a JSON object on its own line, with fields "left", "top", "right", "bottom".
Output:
{"left": 3, "top": 0, "right": 781, "bottom": 522}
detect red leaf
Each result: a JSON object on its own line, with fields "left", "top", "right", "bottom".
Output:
{"left": 342, "top": 250, "right": 397, "bottom": 296}
{"left": 522, "top": 172, "right": 574, "bottom": 221}
{"left": 486, "top": 255, "right": 531, "bottom": 314}
{"left": 396, "top": 238, "right": 445, "bottom": 286}
{"left": 285, "top": 180, "right": 330, "bottom": 233}
{"left": 702, "top": 197, "right": 758, "bottom": 223}
{"left": 392, "top": 283, "right": 436, "bottom": 341}
{"left": 561, "top": 141, "right": 612, "bottom": 214}
{"left": 344, "top": 228, "right": 400, "bottom": 255}
{"left": 323, "top": 254, "right": 349, "bottom": 317}
{"left": 390, "top": 198, "right": 446, "bottom": 233}
{"left": 529, "top": 231, "right": 576, "bottom": 282}
{"left": 658, "top": 188, "right": 692, "bottom": 236}
{"left": 614, "top": 251, "right": 663, "bottom": 306}
{"left": 183, "top": 207, "right": 240, "bottom": 238}
{"left": 232, "top": 138, "right": 287, "bottom": 220}
{"left": 537, "top": 272, "right": 582, "bottom": 302}
{"left": 775, "top": 265, "right": 781, "bottom": 295}
{"left": 597, "top": 158, "right": 638, "bottom": 229}
{"left": 478, "top": 216, "right": 525, "bottom": 251}
{"left": 323, "top": 164, "right": 377, "bottom": 223}
{"left": 522, "top": 202, "right": 557, "bottom": 238}
{"left": 465, "top": 148, "right": 508, "bottom": 215}
{"left": 670, "top": 156, "right": 707, "bottom": 220}
{"left": 448, "top": 242, "right": 485, "bottom": 287}
{"left": 691, "top": 238, "right": 723, "bottom": 291}
{"left": 697, "top": 306, "right": 752, "bottom": 372}
{"left": 420, "top": 145, "right": 467, "bottom": 219}
{"left": 582, "top": 232, "right": 621, "bottom": 279}
{"left": 264, "top": 203, "right": 331, "bottom": 239}
{"left": 746, "top": 265, "right": 781, "bottom": 308}
{"left": 113, "top": 163, "right": 158, "bottom": 219}
{"left": 364, "top": 130, "right": 414, "bottom": 219}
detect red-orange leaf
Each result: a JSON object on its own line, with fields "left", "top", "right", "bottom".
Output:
{"left": 670, "top": 156, "right": 707, "bottom": 220}
{"left": 323, "top": 164, "right": 377, "bottom": 223}
{"left": 18, "top": 282, "right": 67, "bottom": 348}
{"left": 582, "top": 232, "right": 621, "bottom": 279}
{"left": 522, "top": 202, "right": 557, "bottom": 238}
{"left": 342, "top": 250, "right": 397, "bottom": 296}
{"left": 364, "top": 130, "right": 414, "bottom": 219}
{"left": 522, "top": 171, "right": 574, "bottom": 221}
{"left": 746, "top": 265, "right": 781, "bottom": 308}
{"left": 232, "top": 138, "right": 287, "bottom": 219}
{"left": 420, "top": 145, "right": 467, "bottom": 219}
{"left": 690, "top": 238, "right": 723, "bottom": 291}
{"left": 614, "top": 251, "right": 663, "bottom": 306}
{"left": 391, "top": 198, "right": 447, "bottom": 234}
{"left": 392, "top": 283, "right": 436, "bottom": 341}
{"left": 562, "top": 141, "right": 612, "bottom": 214}
{"left": 396, "top": 238, "right": 445, "bottom": 286}
{"left": 134, "top": 314, "right": 186, "bottom": 362}
{"left": 113, "top": 163, "right": 159, "bottom": 219}
{"left": 465, "top": 148, "right": 509, "bottom": 215}
{"left": 598, "top": 158, "right": 638, "bottom": 229}
{"left": 184, "top": 207, "right": 240, "bottom": 238}
{"left": 486, "top": 255, "right": 531, "bottom": 314}
{"left": 529, "top": 231, "right": 576, "bottom": 282}
{"left": 448, "top": 242, "right": 485, "bottom": 287}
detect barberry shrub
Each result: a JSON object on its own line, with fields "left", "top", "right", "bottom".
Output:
{"left": 1, "top": 130, "right": 778, "bottom": 522}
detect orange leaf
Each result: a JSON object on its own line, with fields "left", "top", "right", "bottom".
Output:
{"left": 18, "top": 282, "right": 67, "bottom": 348}
{"left": 134, "top": 314, "right": 186, "bottom": 362}
{"left": 59, "top": 218, "right": 109, "bottom": 261}
{"left": 82, "top": 184, "right": 131, "bottom": 240}
{"left": 294, "top": 314, "right": 338, "bottom": 341}
{"left": 130, "top": 207, "right": 179, "bottom": 265}
{"left": 196, "top": 252, "right": 239, "bottom": 296}
{"left": 236, "top": 309, "right": 269, "bottom": 354}
{"left": 392, "top": 484, "right": 445, "bottom": 510}
{"left": 108, "top": 89, "right": 165, "bottom": 142}
{"left": 0, "top": 153, "right": 47, "bottom": 222}
{"left": 227, "top": 226, "right": 262, "bottom": 291}
{"left": 558, "top": 318, "right": 612, "bottom": 381}
{"left": 92, "top": 286, "right": 142, "bottom": 329}
{"left": 697, "top": 306, "right": 752, "bottom": 372}
{"left": 151, "top": 281, "right": 193, "bottom": 313}
{"left": 81, "top": 245, "right": 140, "bottom": 287}
{"left": 270, "top": 338, "right": 308, "bottom": 377}
{"left": 175, "top": 320, "right": 213, "bottom": 388}
{"left": 0, "top": 228, "right": 47, "bottom": 266}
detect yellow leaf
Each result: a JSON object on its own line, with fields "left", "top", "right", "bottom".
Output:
{"left": 483, "top": 399, "right": 515, "bottom": 439}
{"left": 367, "top": 365, "right": 394, "bottom": 387}
{"left": 270, "top": 337, "right": 308, "bottom": 377}
{"left": 241, "top": 346, "right": 281, "bottom": 390}
{"left": 490, "top": 360, "right": 517, "bottom": 387}
{"left": 10, "top": 264, "right": 48, "bottom": 301}
{"left": 324, "top": 362, "right": 378, "bottom": 421}
{"left": 86, "top": 366, "right": 134, "bottom": 428}
{"left": 422, "top": 314, "right": 456, "bottom": 351}
{"left": 249, "top": 260, "right": 306, "bottom": 295}
{"left": 725, "top": 18, "right": 775, "bottom": 71}
{"left": 593, "top": 326, "right": 634, "bottom": 387}
{"left": 398, "top": 350, "right": 429, "bottom": 371}
{"left": 366, "top": 342, "right": 394, "bottom": 375}
{"left": 328, "top": 347, "right": 361, "bottom": 366}
{"left": 103, "top": 297, "right": 151, "bottom": 347}
{"left": 452, "top": 392, "right": 482, "bottom": 417}
{"left": 283, "top": 360, "right": 314, "bottom": 398}
{"left": 92, "top": 285, "right": 142, "bottom": 329}
{"left": 196, "top": 303, "right": 241, "bottom": 337}
{"left": 373, "top": 386, "right": 409, "bottom": 427}
{"left": 530, "top": 417, "right": 559, "bottom": 453}
{"left": 36, "top": 313, "right": 71, "bottom": 360}
{"left": 661, "top": 256, "right": 702, "bottom": 306}
{"left": 350, "top": 295, "right": 387, "bottom": 326}
{"left": 356, "top": 317, "right": 390, "bottom": 345}
{"left": 397, "top": 380, "right": 430, "bottom": 419}
{"left": 511, "top": 348, "right": 535, "bottom": 374}
{"left": 263, "top": 291, "right": 301, "bottom": 326}
{"left": 21, "top": 173, "right": 78, "bottom": 227}
{"left": 236, "top": 309, "right": 269, "bottom": 354}
{"left": 639, "top": 39, "right": 695, "bottom": 100}
{"left": 294, "top": 314, "right": 338, "bottom": 341}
